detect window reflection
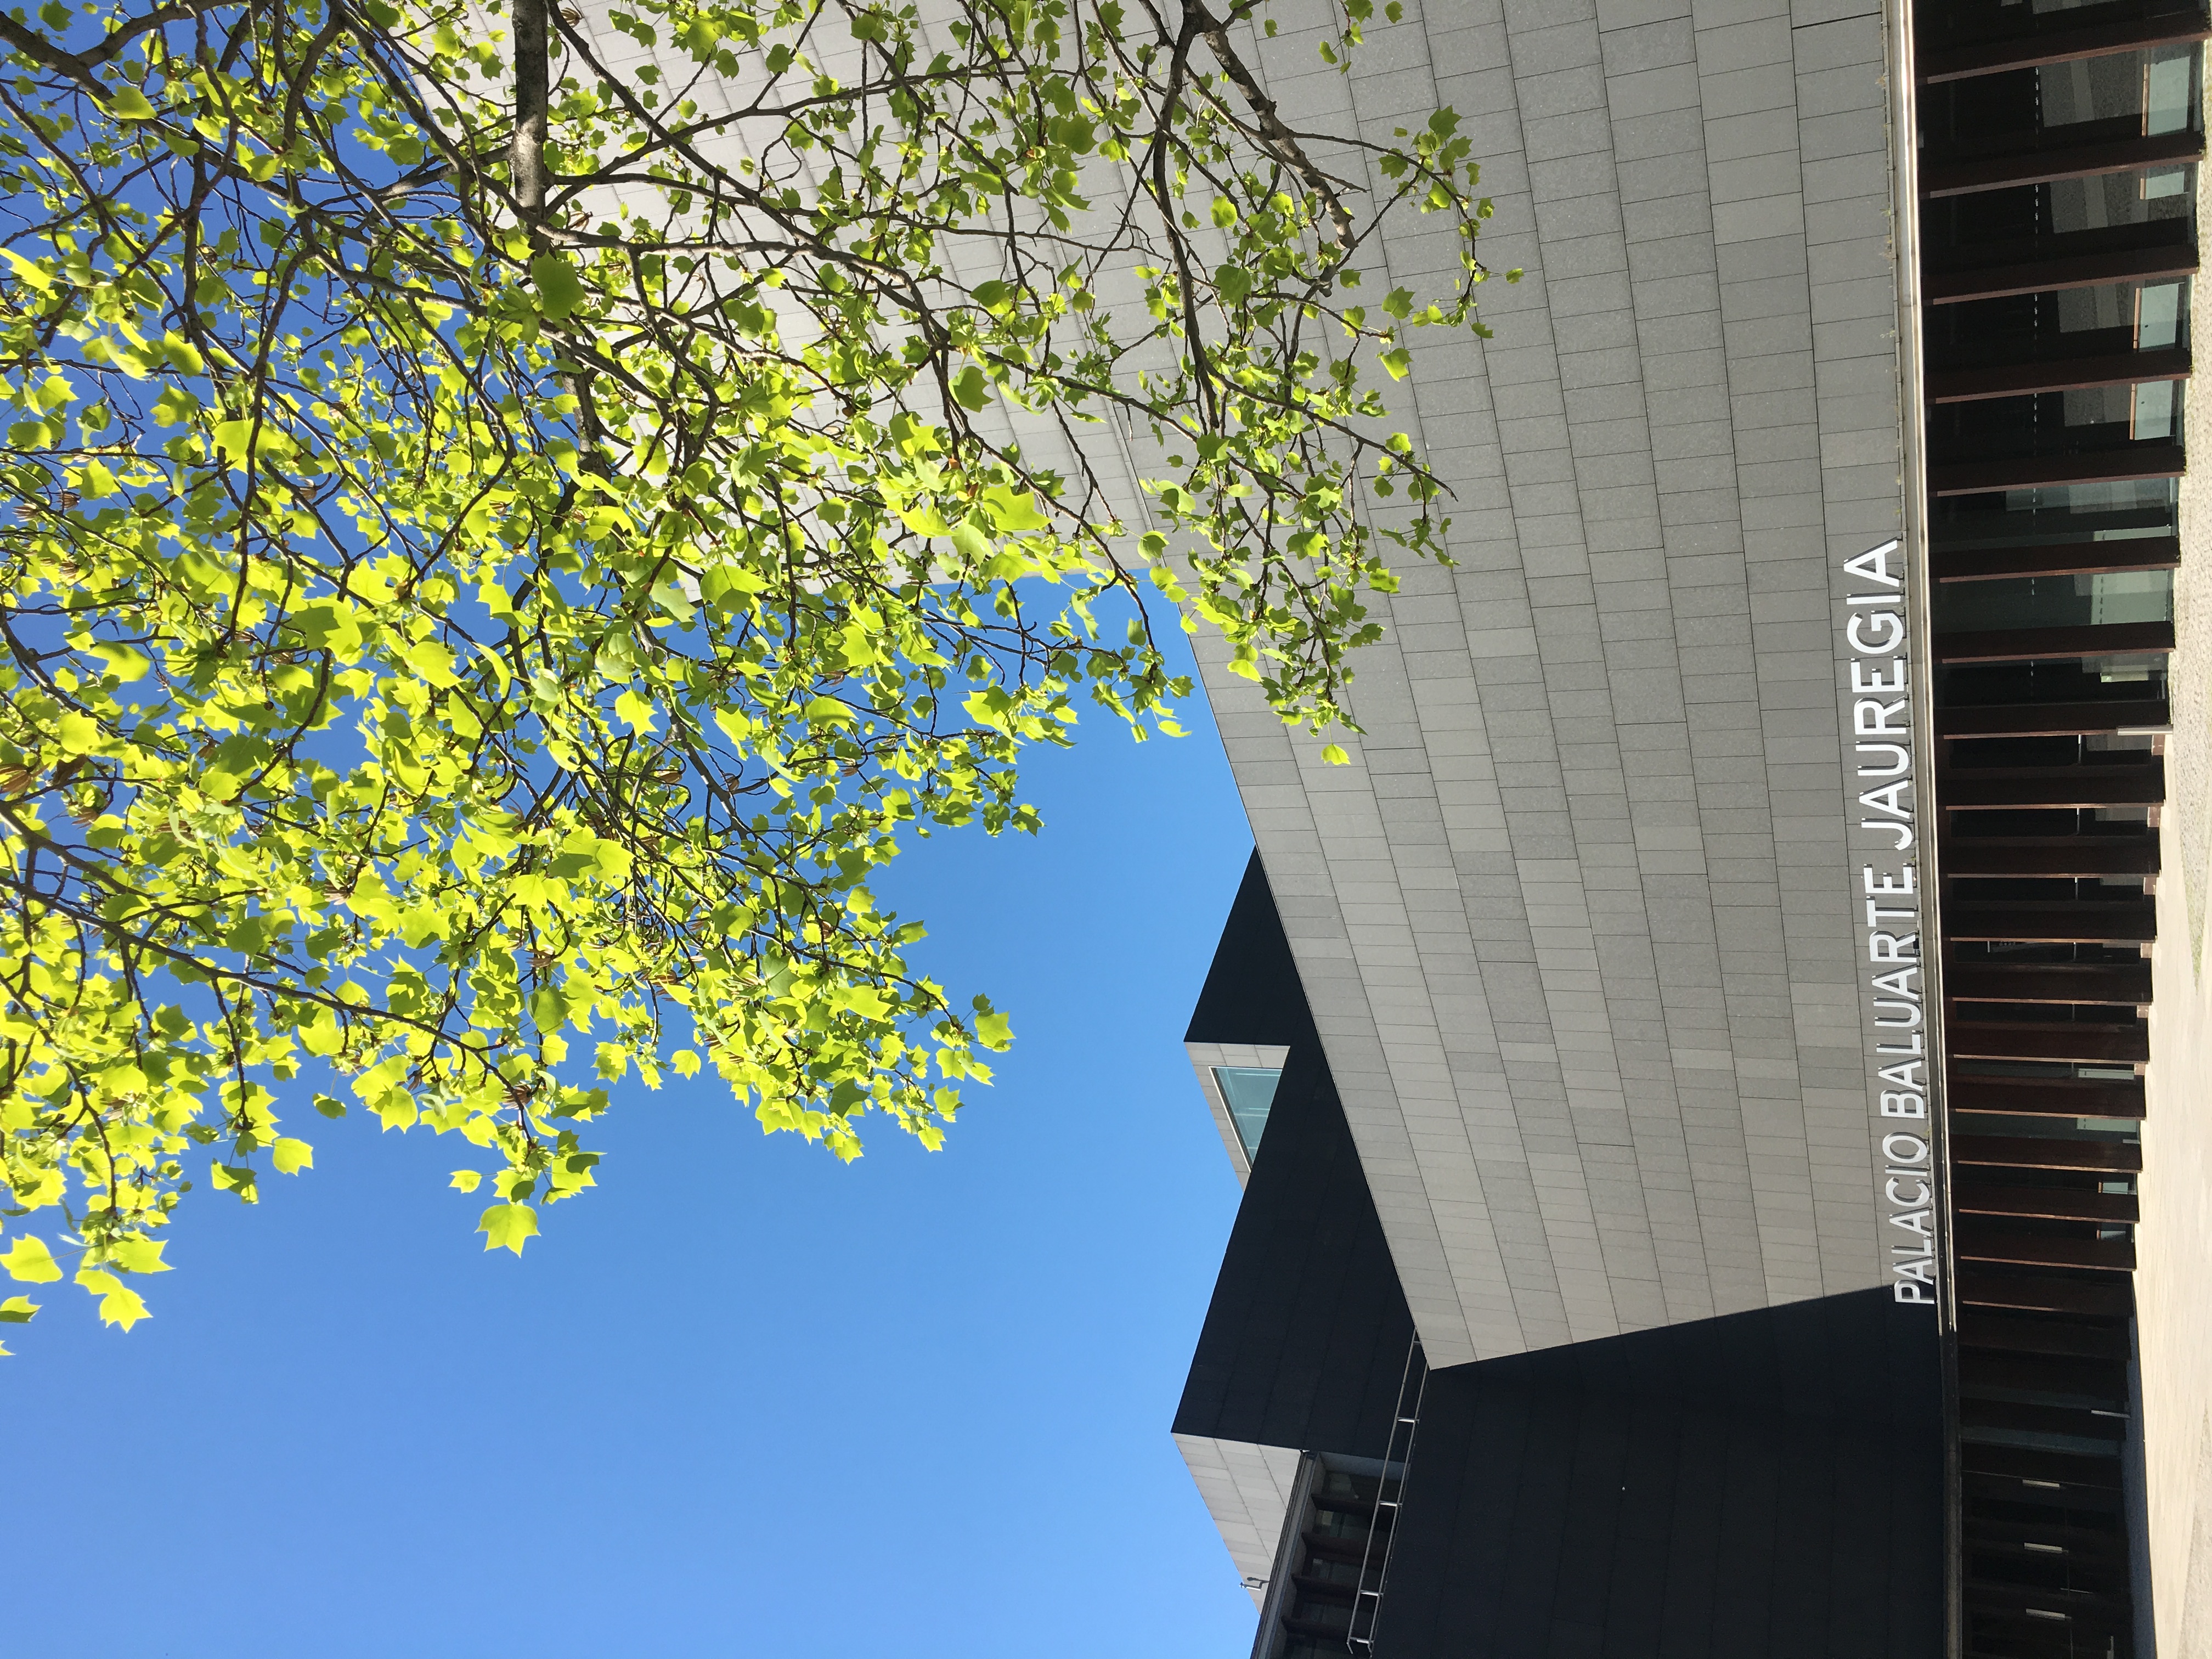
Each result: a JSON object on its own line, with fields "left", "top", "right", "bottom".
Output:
{"left": 1213, "top": 1065, "right": 1282, "bottom": 1161}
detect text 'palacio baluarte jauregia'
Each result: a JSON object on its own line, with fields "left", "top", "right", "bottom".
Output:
{"left": 1841, "top": 537, "right": 1937, "bottom": 1306}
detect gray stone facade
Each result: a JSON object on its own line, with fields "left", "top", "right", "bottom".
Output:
{"left": 1194, "top": 0, "right": 1913, "bottom": 1368}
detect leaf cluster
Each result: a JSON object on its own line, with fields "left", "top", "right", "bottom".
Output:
{"left": 0, "top": 0, "right": 1497, "bottom": 1339}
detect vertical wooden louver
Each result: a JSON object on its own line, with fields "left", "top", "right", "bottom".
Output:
{"left": 1913, "top": 4, "right": 2203, "bottom": 1654}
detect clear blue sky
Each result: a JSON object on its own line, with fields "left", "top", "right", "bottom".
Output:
{"left": 2, "top": 643, "right": 1262, "bottom": 1657}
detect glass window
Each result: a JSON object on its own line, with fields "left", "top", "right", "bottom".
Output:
{"left": 1214, "top": 1065, "right": 1282, "bottom": 1161}
{"left": 2137, "top": 283, "right": 2185, "bottom": 349}
{"left": 2131, "top": 379, "right": 2177, "bottom": 439}
{"left": 2089, "top": 568, "right": 2172, "bottom": 625}
{"left": 2146, "top": 52, "right": 2196, "bottom": 136}
{"left": 1932, "top": 567, "right": 2174, "bottom": 634}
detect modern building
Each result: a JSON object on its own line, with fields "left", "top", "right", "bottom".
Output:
{"left": 1171, "top": 2, "right": 2212, "bottom": 1656}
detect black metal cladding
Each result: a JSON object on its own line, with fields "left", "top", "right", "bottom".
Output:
{"left": 1174, "top": 854, "right": 1419, "bottom": 1463}
{"left": 1914, "top": 3, "right": 2197, "bottom": 1652}
{"left": 1379, "top": 1293, "right": 1943, "bottom": 1659}
{"left": 1178, "top": 865, "right": 1945, "bottom": 1659}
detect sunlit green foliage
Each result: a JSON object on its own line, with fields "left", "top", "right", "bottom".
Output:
{"left": 0, "top": 0, "right": 1496, "bottom": 1341}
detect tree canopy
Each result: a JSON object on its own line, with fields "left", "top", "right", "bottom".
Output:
{"left": 0, "top": 0, "right": 1497, "bottom": 1342}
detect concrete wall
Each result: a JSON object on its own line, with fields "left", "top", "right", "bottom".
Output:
{"left": 1172, "top": 1433, "right": 1302, "bottom": 1608}
{"left": 1192, "top": 0, "right": 1914, "bottom": 1368}
{"left": 2143, "top": 181, "right": 2212, "bottom": 1655}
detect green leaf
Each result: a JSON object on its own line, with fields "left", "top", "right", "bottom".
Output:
{"left": 0, "top": 1295, "right": 38, "bottom": 1324}
{"left": 2, "top": 249, "right": 51, "bottom": 292}
{"left": 107, "top": 1237, "right": 171, "bottom": 1274}
{"left": 981, "top": 487, "right": 1049, "bottom": 531}
{"left": 477, "top": 1202, "right": 540, "bottom": 1255}
{"left": 272, "top": 1137, "right": 313, "bottom": 1175}
{"left": 212, "top": 419, "right": 255, "bottom": 464}
{"left": 75, "top": 1268, "right": 149, "bottom": 1329}
{"left": 55, "top": 712, "right": 98, "bottom": 754}
{"left": 89, "top": 640, "right": 150, "bottom": 680}
{"left": 951, "top": 365, "right": 991, "bottom": 411}
{"left": 211, "top": 1163, "right": 259, "bottom": 1204}
{"left": 104, "top": 87, "right": 157, "bottom": 121}
{"left": 614, "top": 687, "right": 657, "bottom": 734}
{"left": 404, "top": 639, "right": 457, "bottom": 687}
{"left": 948, "top": 520, "right": 991, "bottom": 563}
{"left": 290, "top": 599, "right": 363, "bottom": 656}
{"left": 301, "top": 1009, "right": 344, "bottom": 1057}
{"left": 530, "top": 255, "right": 587, "bottom": 320}
{"left": 449, "top": 1170, "right": 483, "bottom": 1193}
{"left": 0, "top": 1236, "right": 60, "bottom": 1284}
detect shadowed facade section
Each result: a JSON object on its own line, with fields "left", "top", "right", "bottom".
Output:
{"left": 1175, "top": 853, "right": 1418, "bottom": 1462}
{"left": 1386, "top": 1291, "right": 1943, "bottom": 1659}
{"left": 1176, "top": 858, "right": 1945, "bottom": 1659}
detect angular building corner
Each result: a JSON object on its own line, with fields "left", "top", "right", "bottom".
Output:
{"left": 1170, "top": 2, "right": 2212, "bottom": 1655}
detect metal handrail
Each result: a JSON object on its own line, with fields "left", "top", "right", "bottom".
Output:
{"left": 1345, "top": 1335, "right": 1426, "bottom": 1655}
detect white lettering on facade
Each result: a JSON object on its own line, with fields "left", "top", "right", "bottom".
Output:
{"left": 1842, "top": 539, "right": 1937, "bottom": 1305}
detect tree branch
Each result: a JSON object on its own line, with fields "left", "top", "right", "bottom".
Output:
{"left": 0, "top": 4, "right": 205, "bottom": 95}
{"left": 510, "top": 0, "right": 550, "bottom": 233}
{"left": 1184, "top": 0, "right": 1356, "bottom": 255}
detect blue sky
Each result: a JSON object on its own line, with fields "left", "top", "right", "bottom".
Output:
{"left": 2, "top": 647, "right": 1261, "bottom": 1658}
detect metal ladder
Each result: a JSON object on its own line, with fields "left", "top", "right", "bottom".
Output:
{"left": 1346, "top": 1335, "right": 1427, "bottom": 1655}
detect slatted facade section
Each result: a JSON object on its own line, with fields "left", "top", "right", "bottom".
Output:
{"left": 1914, "top": 4, "right": 2202, "bottom": 1654}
